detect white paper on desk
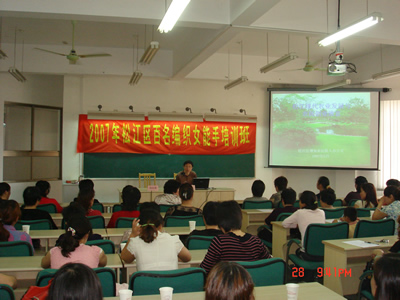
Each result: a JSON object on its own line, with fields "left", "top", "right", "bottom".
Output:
{"left": 343, "top": 240, "right": 379, "bottom": 248}
{"left": 257, "top": 209, "right": 274, "bottom": 213}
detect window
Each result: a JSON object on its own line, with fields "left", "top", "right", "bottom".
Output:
{"left": 3, "top": 103, "right": 62, "bottom": 181}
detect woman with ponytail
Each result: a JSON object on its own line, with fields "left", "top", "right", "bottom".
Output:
{"left": 164, "top": 183, "right": 202, "bottom": 217}
{"left": 121, "top": 209, "right": 191, "bottom": 270}
{"left": 0, "top": 200, "right": 32, "bottom": 246}
{"left": 41, "top": 216, "right": 107, "bottom": 269}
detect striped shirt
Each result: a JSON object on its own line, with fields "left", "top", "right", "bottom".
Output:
{"left": 200, "top": 232, "right": 271, "bottom": 273}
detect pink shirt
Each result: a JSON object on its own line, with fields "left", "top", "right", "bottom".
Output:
{"left": 49, "top": 244, "right": 102, "bottom": 269}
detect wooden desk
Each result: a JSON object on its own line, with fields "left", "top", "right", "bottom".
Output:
{"left": 271, "top": 221, "right": 290, "bottom": 259}
{"left": 50, "top": 213, "right": 112, "bottom": 227}
{"left": 241, "top": 209, "right": 272, "bottom": 232}
{"left": 105, "top": 282, "right": 345, "bottom": 300}
{"left": 323, "top": 235, "right": 397, "bottom": 296}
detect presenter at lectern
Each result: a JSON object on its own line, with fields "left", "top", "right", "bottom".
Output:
{"left": 176, "top": 160, "right": 197, "bottom": 185}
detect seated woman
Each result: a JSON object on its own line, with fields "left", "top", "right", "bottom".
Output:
{"left": 200, "top": 201, "right": 271, "bottom": 274}
{"left": 164, "top": 183, "right": 202, "bottom": 217}
{"left": 107, "top": 185, "right": 140, "bottom": 228}
{"left": 354, "top": 183, "right": 378, "bottom": 208}
{"left": 244, "top": 180, "right": 269, "bottom": 202}
{"left": 343, "top": 176, "right": 368, "bottom": 206}
{"left": 76, "top": 189, "right": 102, "bottom": 217}
{"left": 316, "top": 176, "right": 330, "bottom": 201}
{"left": 282, "top": 190, "right": 325, "bottom": 259}
{"left": 373, "top": 186, "right": 400, "bottom": 230}
{"left": 41, "top": 216, "right": 107, "bottom": 269}
{"left": 0, "top": 200, "right": 33, "bottom": 247}
{"left": 36, "top": 180, "right": 63, "bottom": 213}
{"left": 121, "top": 209, "right": 191, "bottom": 270}
{"left": 48, "top": 263, "right": 103, "bottom": 300}
{"left": 154, "top": 180, "right": 181, "bottom": 206}
{"left": 188, "top": 201, "right": 222, "bottom": 238}
{"left": 390, "top": 215, "right": 400, "bottom": 253}
{"left": 205, "top": 261, "right": 254, "bottom": 300}
{"left": 269, "top": 176, "right": 288, "bottom": 207}
{"left": 372, "top": 253, "right": 400, "bottom": 300}
{"left": 319, "top": 188, "right": 336, "bottom": 209}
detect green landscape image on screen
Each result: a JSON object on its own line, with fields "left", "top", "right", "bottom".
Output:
{"left": 270, "top": 92, "right": 371, "bottom": 167}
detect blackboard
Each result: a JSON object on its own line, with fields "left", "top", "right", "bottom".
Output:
{"left": 83, "top": 153, "right": 255, "bottom": 178}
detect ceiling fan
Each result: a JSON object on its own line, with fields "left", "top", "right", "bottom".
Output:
{"left": 34, "top": 21, "right": 111, "bottom": 64}
{"left": 297, "top": 37, "right": 326, "bottom": 72}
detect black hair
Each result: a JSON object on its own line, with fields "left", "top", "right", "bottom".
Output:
{"left": 216, "top": 200, "right": 242, "bottom": 232}
{"left": 317, "top": 176, "right": 330, "bottom": 189}
{"left": 274, "top": 176, "right": 288, "bottom": 191}
{"left": 386, "top": 179, "right": 400, "bottom": 188}
{"left": 320, "top": 188, "right": 336, "bottom": 205}
{"left": 139, "top": 202, "right": 160, "bottom": 213}
{"left": 384, "top": 186, "right": 400, "bottom": 200}
{"left": 343, "top": 207, "right": 357, "bottom": 222}
{"left": 281, "top": 188, "right": 296, "bottom": 205}
{"left": 299, "top": 190, "right": 318, "bottom": 210}
{"left": 202, "top": 201, "right": 219, "bottom": 226}
{"left": 59, "top": 216, "right": 92, "bottom": 257}
{"left": 48, "top": 263, "right": 103, "bottom": 300}
{"left": 183, "top": 160, "right": 194, "bottom": 167}
{"left": 23, "top": 186, "right": 42, "bottom": 206}
{"left": 62, "top": 202, "right": 86, "bottom": 225}
{"left": 139, "top": 209, "right": 164, "bottom": 243}
{"left": 251, "top": 180, "right": 265, "bottom": 197}
{"left": 0, "top": 182, "right": 10, "bottom": 196}
{"left": 373, "top": 253, "right": 400, "bottom": 300}
{"left": 77, "top": 189, "right": 95, "bottom": 213}
{"left": 179, "top": 183, "right": 194, "bottom": 201}
{"left": 163, "top": 180, "right": 180, "bottom": 194}
{"left": 79, "top": 179, "right": 94, "bottom": 192}
{"left": 121, "top": 185, "right": 141, "bottom": 211}
{"left": 361, "top": 183, "right": 378, "bottom": 208}
{"left": 355, "top": 176, "right": 368, "bottom": 193}
{"left": 35, "top": 180, "right": 50, "bottom": 197}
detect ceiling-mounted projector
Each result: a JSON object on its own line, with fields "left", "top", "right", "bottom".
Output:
{"left": 327, "top": 51, "right": 357, "bottom": 76}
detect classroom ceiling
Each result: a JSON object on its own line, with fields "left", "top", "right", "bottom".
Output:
{"left": 0, "top": 0, "right": 399, "bottom": 84}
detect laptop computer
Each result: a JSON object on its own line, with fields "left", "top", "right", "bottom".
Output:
{"left": 193, "top": 178, "right": 210, "bottom": 190}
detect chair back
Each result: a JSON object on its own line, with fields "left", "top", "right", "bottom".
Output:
{"left": 138, "top": 173, "right": 156, "bottom": 188}
{"left": 87, "top": 215, "right": 105, "bottom": 229}
{"left": 354, "top": 219, "right": 395, "bottom": 238}
{"left": 37, "top": 203, "right": 57, "bottom": 213}
{"left": 86, "top": 240, "right": 115, "bottom": 254}
{"left": 0, "top": 284, "right": 15, "bottom": 300}
{"left": 164, "top": 215, "right": 205, "bottom": 227}
{"left": 303, "top": 223, "right": 349, "bottom": 257}
{"left": 15, "top": 219, "right": 52, "bottom": 231}
{"left": 348, "top": 199, "right": 359, "bottom": 207}
{"left": 276, "top": 212, "right": 293, "bottom": 221}
{"left": 242, "top": 200, "right": 273, "bottom": 209}
{"left": 356, "top": 208, "right": 372, "bottom": 218}
{"left": 92, "top": 202, "right": 104, "bottom": 213}
{"left": 113, "top": 204, "right": 122, "bottom": 212}
{"left": 159, "top": 204, "right": 177, "bottom": 212}
{"left": 321, "top": 208, "right": 345, "bottom": 219}
{"left": 116, "top": 217, "right": 137, "bottom": 228}
{"left": 293, "top": 200, "right": 300, "bottom": 208}
{"left": 236, "top": 258, "right": 286, "bottom": 286}
{"left": 186, "top": 235, "right": 214, "bottom": 250}
{"left": 129, "top": 267, "right": 206, "bottom": 295}
{"left": 94, "top": 267, "right": 116, "bottom": 297}
{"left": 36, "top": 269, "right": 57, "bottom": 286}
{"left": 333, "top": 199, "right": 343, "bottom": 207}
{"left": 0, "top": 241, "right": 34, "bottom": 257}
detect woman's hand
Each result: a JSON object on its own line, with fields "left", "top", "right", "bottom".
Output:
{"left": 130, "top": 219, "right": 141, "bottom": 238}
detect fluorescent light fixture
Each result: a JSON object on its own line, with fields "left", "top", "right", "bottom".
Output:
{"left": 158, "top": 0, "right": 191, "bottom": 33}
{"left": 129, "top": 71, "right": 143, "bottom": 85}
{"left": 316, "top": 79, "right": 351, "bottom": 91}
{"left": 8, "top": 67, "right": 26, "bottom": 82}
{"left": 140, "top": 41, "right": 159, "bottom": 64}
{"left": 224, "top": 76, "right": 248, "bottom": 90}
{"left": 260, "top": 53, "right": 297, "bottom": 73}
{"left": 0, "top": 49, "right": 7, "bottom": 59}
{"left": 372, "top": 68, "right": 400, "bottom": 80}
{"left": 318, "top": 12, "right": 383, "bottom": 47}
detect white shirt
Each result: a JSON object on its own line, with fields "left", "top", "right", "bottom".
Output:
{"left": 282, "top": 208, "right": 326, "bottom": 246}
{"left": 154, "top": 194, "right": 182, "bottom": 205}
{"left": 126, "top": 231, "right": 184, "bottom": 271}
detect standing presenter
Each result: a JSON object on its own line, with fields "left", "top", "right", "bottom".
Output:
{"left": 176, "top": 160, "right": 197, "bottom": 185}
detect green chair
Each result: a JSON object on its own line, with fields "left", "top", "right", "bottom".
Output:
{"left": 321, "top": 208, "right": 345, "bottom": 219}
{"left": 354, "top": 219, "right": 395, "bottom": 238}
{"left": 357, "top": 270, "right": 374, "bottom": 300}
{"left": 348, "top": 199, "right": 359, "bottom": 207}
{"left": 112, "top": 204, "right": 122, "bottom": 212}
{"left": 15, "top": 219, "right": 52, "bottom": 231}
{"left": 277, "top": 212, "right": 293, "bottom": 221}
{"left": 286, "top": 223, "right": 349, "bottom": 281}
{"left": 116, "top": 217, "right": 137, "bottom": 228}
{"left": 0, "top": 284, "right": 15, "bottom": 300}
{"left": 92, "top": 202, "right": 104, "bottom": 213}
{"left": 37, "top": 203, "right": 57, "bottom": 213}
{"left": 87, "top": 215, "right": 105, "bottom": 229}
{"left": 36, "top": 269, "right": 57, "bottom": 286}
{"left": 129, "top": 267, "right": 206, "bottom": 295}
{"left": 186, "top": 235, "right": 214, "bottom": 250}
{"left": 333, "top": 199, "right": 343, "bottom": 207}
{"left": 94, "top": 267, "right": 117, "bottom": 297}
{"left": 0, "top": 241, "right": 34, "bottom": 257}
{"left": 164, "top": 215, "right": 205, "bottom": 227}
{"left": 86, "top": 240, "right": 115, "bottom": 254}
{"left": 242, "top": 200, "right": 273, "bottom": 209}
{"left": 159, "top": 204, "right": 178, "bottom": 212}
{"left": 356, "top": 208, "right": 372, "bottom": 218}
{"left": 293, "top": 200, "right": 300, "bottom": 208}
{"left": 237, "top": 258, "right": 286, "bottom": 286}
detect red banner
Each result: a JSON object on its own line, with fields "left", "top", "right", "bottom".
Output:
{"left": 77, "top": 115, "right": 256, "bottom": 155}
